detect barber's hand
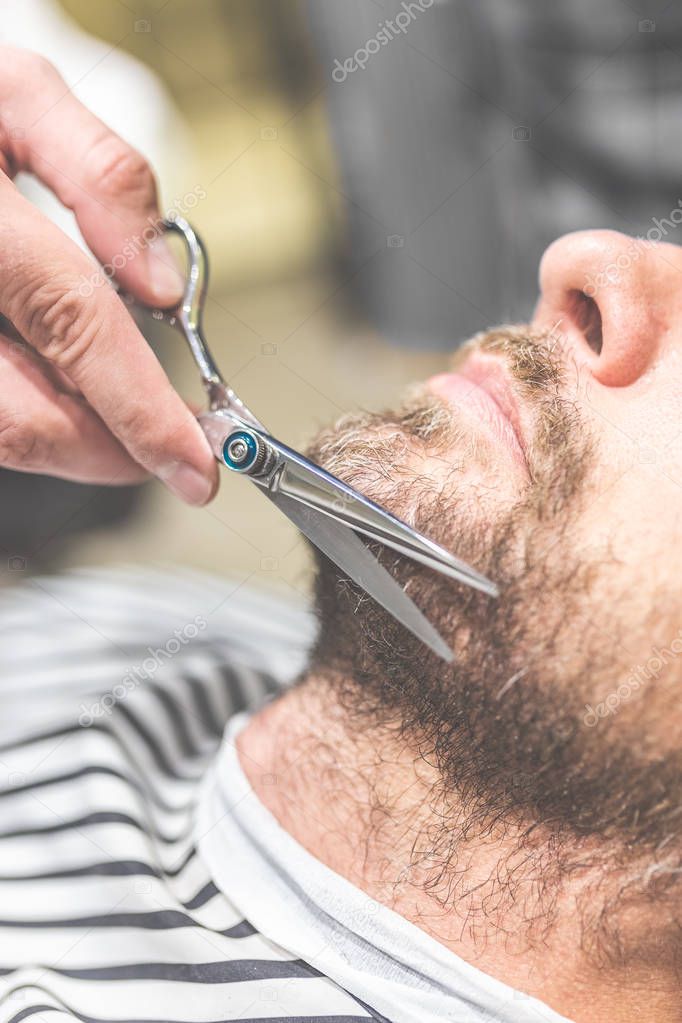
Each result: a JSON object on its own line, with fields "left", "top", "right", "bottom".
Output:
{"left": 0, "top": 46, "right": 218, "bottom": 504}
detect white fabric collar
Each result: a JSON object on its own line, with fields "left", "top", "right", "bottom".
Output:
{"left": 196, "top": 713, "right": 574, "bottom": 1023}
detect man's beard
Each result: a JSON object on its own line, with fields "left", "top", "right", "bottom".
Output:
{"left": 304, "top": 326, "right": 682, "bottom": 909}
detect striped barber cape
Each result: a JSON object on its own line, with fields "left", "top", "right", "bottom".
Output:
{"left": 0, "top": 567, "right": 380, "bottom": 1023}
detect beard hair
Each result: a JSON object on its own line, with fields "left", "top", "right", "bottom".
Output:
{"left": 302, "top": 325, "right": 682, "bottom": 955}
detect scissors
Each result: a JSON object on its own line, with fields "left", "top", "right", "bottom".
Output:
{"left": 127, "top": 216, "right": 498, "bottom": 661}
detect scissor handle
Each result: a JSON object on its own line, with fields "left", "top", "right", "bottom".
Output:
{"left": 159, "top": 217, "right": 266, "bottom": 427}
{"left": 161, "top": 216, "right": 228, "bottom": 403}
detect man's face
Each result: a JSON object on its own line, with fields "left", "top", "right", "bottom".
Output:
{"left": 306, "top": 230, "right": 682, "bottom": 855}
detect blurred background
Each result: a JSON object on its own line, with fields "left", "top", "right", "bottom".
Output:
{"left": 1, "top": 0, "right": 678, "bottom": 603}
{"left": 0, "top": 0, "right": 451, "bottom": 603}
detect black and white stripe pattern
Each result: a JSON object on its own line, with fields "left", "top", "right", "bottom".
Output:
{"left": 0, "top": 569, "right": 376, "bottom": 1023}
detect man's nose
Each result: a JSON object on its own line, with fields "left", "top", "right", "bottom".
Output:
{"left": 533, "top": 229, "right": 677, "bottom": 387}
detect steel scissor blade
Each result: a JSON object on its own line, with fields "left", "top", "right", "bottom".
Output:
{"left": 199, "top": 411, "right": 497, "bottom": 598}
{"left": 269, "top": 438, "right": 498, "bottom": 597}
{"left": 128, "top": 216, "right": 495, "bottom": 652}
{"left": 266, "top": 490, "right": 454, "bottom": 662}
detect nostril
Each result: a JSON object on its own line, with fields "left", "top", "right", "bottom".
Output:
{"left": 567, "top": 289, "right": 603, "bottom": 356}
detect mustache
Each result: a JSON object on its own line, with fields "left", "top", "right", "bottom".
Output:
{"left": 304, "top": 393, "right": 462, "bottom": 498}
{"left": 451, "top": 324, "right": 567, "bottom": 395}
{"left": 453, "top": 324, "right": 591, "bottom": 480}
{"left": 306, "top": 322, "right": 590, "bottom": 508}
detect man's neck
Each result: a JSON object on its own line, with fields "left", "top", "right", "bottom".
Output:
{"left": 237, "top": 677, "right": 680, "bottom": 1023}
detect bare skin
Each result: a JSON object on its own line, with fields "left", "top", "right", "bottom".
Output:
{"left": 0, "top": 46, "right": 218, "bottom": 504}
{"left": 239, "top": 682, "right": 680, "bottom": 1023}
{"left": 238, "top": 228, "right": 682, "bottom": 1023}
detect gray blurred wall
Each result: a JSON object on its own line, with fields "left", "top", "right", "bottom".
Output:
{"left": 309, "top": 0, "right": 682, "bottom": 349}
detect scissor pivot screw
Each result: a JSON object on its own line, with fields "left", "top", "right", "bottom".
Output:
{"left": 223, "top": 429, "right": 268, "bottom": 475}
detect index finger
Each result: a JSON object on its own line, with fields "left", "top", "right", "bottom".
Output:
{"left": 0, "top": 46, "right": 185, "bottom": 308}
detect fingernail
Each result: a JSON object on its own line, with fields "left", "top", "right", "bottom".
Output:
{"left": 159, "top": 462, "right": 213, "bottom": 505}
{"left": 147, "top": 237, "right": 185, "bottom": 306}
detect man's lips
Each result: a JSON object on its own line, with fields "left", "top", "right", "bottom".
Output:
{"left": 427, "top": 355, "right": 528, "bottom": 472}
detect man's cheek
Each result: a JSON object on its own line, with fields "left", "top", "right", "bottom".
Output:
{"left": 579, "top": 476, "right": 673, "bottom": 601}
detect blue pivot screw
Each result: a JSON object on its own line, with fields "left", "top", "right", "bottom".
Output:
{"left": 223, "top": 429, "right": 263, "bottom": 474}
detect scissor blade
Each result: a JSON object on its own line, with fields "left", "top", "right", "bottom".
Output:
{"left": 197, "top": 411, "right": 496, "bottom": 600}
{"left": 266, "top": 490, "right": 454, "bottom": 662}
{"left": 270, "top": 439, "right": 497, "bottom": 597}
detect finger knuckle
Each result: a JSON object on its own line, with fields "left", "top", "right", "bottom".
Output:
{"left": 86, "top": 133, "right": 157, "bottom": 207}
{"left": 0, "top": 408, "right": 43, "bottom": 466}
{"left": 15, "top": 277, "right": 104, "bottom": 370}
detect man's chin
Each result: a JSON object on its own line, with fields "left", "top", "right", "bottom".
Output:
{"left": 302, "top": 324, "right": 682, "bottom": 858}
